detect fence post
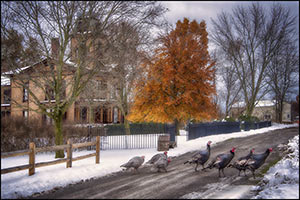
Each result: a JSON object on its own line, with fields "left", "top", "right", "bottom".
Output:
{"left": 67, "top": 139, "right": 73, "bottom": 168}
{"left": 29, "top": 142, "right": 35, "bottom": 176}
{"left": 96, "top": 136, "right": 100, "bottom": 164}
{"left": 187, "top": 123, "right": 190, "bottom": 141}
{"left": 87, "top": 125, "right": 91, "bottom": 150}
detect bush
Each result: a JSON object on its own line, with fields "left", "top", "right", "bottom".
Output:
{"left": 1, "top": 117, "right": 55, "bottom": 152}
{"left": 238, "top": 115, "right": 260, "bottom": 122}
{"left": 224, "top": 116, "right": 236, "bottom": 122}
{"left": 1, "top": 117, "right": 96, "bottom": 152}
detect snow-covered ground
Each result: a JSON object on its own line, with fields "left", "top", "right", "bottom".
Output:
{"left": 251, "top": 134, "right": 299, "bottom": 199}
{"left": 1, "top": 123, "right": 298, "bottom": 199}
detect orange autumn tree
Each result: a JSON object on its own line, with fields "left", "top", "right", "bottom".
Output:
{"left": 128, "top": 18, "right": 217, "bottom": 133}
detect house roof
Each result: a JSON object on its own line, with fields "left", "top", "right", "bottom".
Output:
{"left": 232, "top": 100, "right": 276, "bottom": 108}
{"left": 1, "top": 57, "right": 76, "bottom": 77}
{"left": 2, "top": 58, "right": 48, "bottom": 75}
{"left": 1, "top": 76, "right": 10, "bottom": 86}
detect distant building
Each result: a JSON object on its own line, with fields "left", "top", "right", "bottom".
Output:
{"left": 230, "top": 100, "right": 292, "bottom": 122}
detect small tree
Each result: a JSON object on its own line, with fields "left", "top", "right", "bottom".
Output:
{"left": 129, "top": 18, "right": 217, "bottom": 135}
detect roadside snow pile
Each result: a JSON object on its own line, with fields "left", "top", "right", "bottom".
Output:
{"left": 252, "top": 135, "right": 299, "bottom": 199}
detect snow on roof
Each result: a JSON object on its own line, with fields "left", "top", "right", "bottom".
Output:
{"left": 232, "top": 100, "right": 276, "bottom": 108}
{"left": 2, "top": 58, "right": 48, "bottom": 75}
{"left": 255, "top": 100, "right": 276, "bottom": 107}
{"left": 2, "top": 65, "right": 32, "bottom": 75}
{"left": 1, "top": 76, "right": 10, "bottom": 86}
{"left": 232, "top": 101, "right": 246, "bottom": 108}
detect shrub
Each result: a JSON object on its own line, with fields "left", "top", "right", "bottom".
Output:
{"left": 1, "top": 117, "right": 55, "bottom": 152}
{"left": 1, "top": 117, "right": 95, "bottom": 152}
{"left": 224, "top": 116, "right": 236, "bottom": 122}
{"left": 238, "top": 115, "right": 260, "bottom": 122}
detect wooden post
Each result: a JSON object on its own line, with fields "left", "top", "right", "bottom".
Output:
{"left": 67, "top": 139, "right": 72, "bottom": 168}
{"left": 96, "top": 136, "right": 100, "bottom": 164}
{"left": 29, "top": 142, "right": 35, "bottom": 176}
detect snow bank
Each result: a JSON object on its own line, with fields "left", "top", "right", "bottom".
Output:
{"left": 252, "top": 134, "right": 299, "bottom": 199}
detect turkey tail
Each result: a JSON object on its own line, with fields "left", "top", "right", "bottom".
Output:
{"left": 204, "top": 160, "right": 216, "bottom": 170}
{"left": 202, "top": 163, "right": 214, "bottom": 170}
{"left": 202, "top": 166, "right": 210, "bottom": 170}
{"left": 184, "top": 159, "right": 194, "bottom": 165}
{"left": 227, "top": 163, "right": 233, "bottom": 168}
{"left": 120, "top": 163, "right": 126, "bottom": 168}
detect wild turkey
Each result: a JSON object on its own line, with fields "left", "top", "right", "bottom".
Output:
{"left": 120, "top": 156, "right": 145, "bottom": 172}
{"left": 147, "top": 151, "right": 168, "bottom": 165}
{"left": 152, "top": 156, "right": 172, "bottom": 172}
{"left": 184, "top": 141, "right": 212, "bottom": 171}
{"left": 228, "top": 148, "right": 255, "bottom": 176}
{"left": 245, "top": 148, "right": 273, "bottom": 179}
{"left": 204, "top": 147, "right": 236, "bottom": 177}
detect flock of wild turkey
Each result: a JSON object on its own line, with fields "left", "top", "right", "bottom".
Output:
{"left": 120, "top": 141, "right": 273, "bottom": 179}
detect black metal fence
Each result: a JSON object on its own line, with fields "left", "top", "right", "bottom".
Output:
{"left": 91, "top": 133, "right": 168, "bottom": 150}
{"left": 187, "top": 122, "right": 241, "bottom": 140}
{"left": 241, "top": 121, "right": 272, "bottom": 131}
{"left": 85, "top": 123, "right": 176, "bottom": 150}
{"left": 187, "top": 121, "right": 272, "bottom": 141}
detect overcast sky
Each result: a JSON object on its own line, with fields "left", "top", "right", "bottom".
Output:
{"left": 161, "top": 1, "right": 299, "bottom": 36}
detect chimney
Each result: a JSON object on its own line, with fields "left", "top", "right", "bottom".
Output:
{"left": 51, "top": 38, "right": 59, "bottom": 59}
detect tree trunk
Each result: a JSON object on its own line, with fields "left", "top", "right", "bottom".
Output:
{"left": 54, "top": 113, "right": 65, "bottom": 158}
{"left": 89, "top": 105, "right": 94, "bottom": 123}
{"left": 124, "top": 116, "right": 131, "bottom": 135}
{"left": 174, "top": 118, "right": 179, "bottom": 136}
{"left": 279, "top": 100, "right": 284, "bottom": 123}
{"left": 245, "top": 101, "right": 255, "bottom": 117}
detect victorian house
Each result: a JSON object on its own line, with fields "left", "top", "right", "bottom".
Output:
{"left": 1, "top": 37, "right": 124, "bottom": 125}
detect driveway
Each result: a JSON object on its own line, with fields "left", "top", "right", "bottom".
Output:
{"left": 30, "top": 127, "right": 298, "bottom": 199}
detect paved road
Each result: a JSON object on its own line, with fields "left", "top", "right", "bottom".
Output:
{"left": 30, "top": 127, "right": 298, "bottom": 199}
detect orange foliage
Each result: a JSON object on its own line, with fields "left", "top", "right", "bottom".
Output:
{"left": 128, "top": 18, "right": 217, "bottom": 123}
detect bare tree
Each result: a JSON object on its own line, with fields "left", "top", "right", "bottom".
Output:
{"left": 212, "top": 50, "right": 242, "bottom": 118}
{"left": 265, "top": 38, "right": 299, "bottom": 122}
{"left": 106, "top": 21, "right": 152, "bottom": 135}
{"left": 1, "top": 1, "right": 167, "bottom": 158}
{"left": 210, "top": 3, "right": 297, "bottom": 117}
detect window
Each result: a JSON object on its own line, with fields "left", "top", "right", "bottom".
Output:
{"left": 3, "top": 89, "right": 11, "bottom": 104}
{"left": 23, "top": 82, "right": 29, "bottom": 102}
{"left": 80, "top": 107, "right": 87, "bottom": 122}
{"left": 100, "top": 80, "right": 107, "bottom": 90}
{"left": 43, "top": 109, "right": 53, "bottom": 124}
{"left": 110, "top": 86, "right": 116, "bottom": 99}
{"left": 264, "top": 114, "right": 271, "bottom": 120}
{"left": 23, "top": 110, "right": 28, "bottom": 118}
{"left": 113, "top": 107, "right": 118, "bottom": 123}
{"left": 60, "top": 80, "right": 66, "bottom": 99}
{"left": 45, "top": 85, "right": 55, "bottom": 100}
{"left": 1, "top": 111, "right": 10, "bottom": 118}
{"left": 63, "top": 111, "right": 67, "bottom": 121}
